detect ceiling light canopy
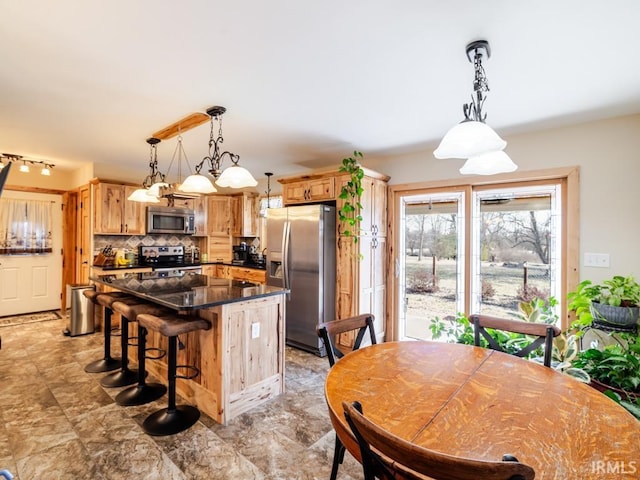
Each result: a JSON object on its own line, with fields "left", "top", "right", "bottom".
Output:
{"left": 434, "top": 40, "right": 517, "bottom": 175}
{"left": 180, "top": 106, "right": 257, "bottom": 193}
{"left": 127, "top": 138, "right": 163, "bottom": 203}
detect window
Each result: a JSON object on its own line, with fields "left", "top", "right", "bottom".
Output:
{"left": 390, "top": 169, "right": 578, "bottom": 340}
{"left": 0, "top": 198, "right": 53, "bottom": 254}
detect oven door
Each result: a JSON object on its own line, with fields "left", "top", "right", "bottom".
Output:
{"left": 153, "top": 266, "right": 202, "bottom": 275}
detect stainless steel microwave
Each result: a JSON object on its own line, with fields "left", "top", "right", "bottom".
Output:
{"left": 146, "top": 206, "right": 195, "bottom": 235}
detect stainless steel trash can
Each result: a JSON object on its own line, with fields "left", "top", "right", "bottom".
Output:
{"left": 64, "top": 284, "right": 95, "bottom": 336}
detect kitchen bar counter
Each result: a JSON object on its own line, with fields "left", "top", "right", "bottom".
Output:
{"left": 90, "top": 271, "right": 288, "bottom": 424}
{"left": 90, "top": 271, "right": 284, "bottom": 310}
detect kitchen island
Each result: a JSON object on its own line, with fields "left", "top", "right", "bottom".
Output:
{"left": 90, "top": 271, "right": 288, "bottom": 424}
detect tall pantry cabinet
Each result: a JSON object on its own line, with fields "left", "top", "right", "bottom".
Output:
{"left": 279, "top": 167, "right": 389, "bottom": 342}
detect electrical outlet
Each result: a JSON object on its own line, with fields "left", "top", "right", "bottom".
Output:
{"left": 251, "top": 322, "right": 260, "bottom": 339}
{"left": 584, "top": 252, "right": 610, "bottom": 268}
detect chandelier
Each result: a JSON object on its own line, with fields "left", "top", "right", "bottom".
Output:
{"left": 127, "top": 138, "right": 164, "bottom": 203}
{"left": 179, "top": 106, "right": 257, "bottom": 193}
{"left": 434, "top": 40, "right": 517, "bottom": 175}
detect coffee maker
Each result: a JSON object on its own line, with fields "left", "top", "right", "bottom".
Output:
{"left": 232, "top": 243, "right": 248, "bottom": 265}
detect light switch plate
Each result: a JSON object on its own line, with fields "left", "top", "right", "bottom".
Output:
{"left": 584, "top": 252, "right": 610, "bottom": 268}
{"left": 251, "top": 322, "right": 260, "bottom": 339}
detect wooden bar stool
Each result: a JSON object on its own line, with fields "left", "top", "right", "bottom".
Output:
{"left": 100, "top": 296, "right": 148, "bottom": 388}
{"left": 110, "top": 300, "right": 170, "bottom": 406}
{"left": 137, "top": 311, "right": 211, "bottom": 436}
{"left": 83, "top": 291, "right": 131, "bottom": 373}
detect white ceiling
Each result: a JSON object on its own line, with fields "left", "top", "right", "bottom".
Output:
{"left": 2, "top": 0, "right": 639, "bottom": 183}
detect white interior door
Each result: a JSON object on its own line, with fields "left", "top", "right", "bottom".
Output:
{"left": 0, "top": 191, "right": 62, "bottom": 316}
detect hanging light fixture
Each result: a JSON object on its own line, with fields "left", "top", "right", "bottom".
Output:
{"left": 127, "top": 138, "right": 164, "bottom": 203}
{"left": 180, "top": 106, "right": 257, "bottom": 193}
{"left": 434, "top": 40, "right": 517, "bottom": 175}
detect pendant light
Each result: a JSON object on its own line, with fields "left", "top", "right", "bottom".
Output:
{"left": 127, "top": 138, "right": 163, "bottom": 203}
{"left": 434, "top": 40, "right": 517, "bottom": 175}
{"left": 459, "top": 151, "right": 517, "bottom": 176}
{"left": 180, "top": 106, "right": 256, "bottom": 193}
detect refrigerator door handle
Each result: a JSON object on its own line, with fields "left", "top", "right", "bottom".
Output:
{"left": 283, "top": 220, "right": 291, "bottom": 298}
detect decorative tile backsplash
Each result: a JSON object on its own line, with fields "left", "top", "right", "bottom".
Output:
{"left": 93, "top": 234, "right": 201, "bottom": 256}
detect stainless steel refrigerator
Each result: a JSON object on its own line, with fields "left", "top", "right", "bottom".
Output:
{"left": 266, "top": 204, "right": 336, "bottom": 356}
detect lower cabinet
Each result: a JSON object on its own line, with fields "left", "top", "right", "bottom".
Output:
{"left": 230, "top": 266, "right": 266, "bottom": 284}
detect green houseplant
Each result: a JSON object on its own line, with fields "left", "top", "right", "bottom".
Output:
{"left": 338, "top": 151, "right": 364, "bottom": 242}
{"left": 568, "top": 276, "right": 640, "bottom": 329}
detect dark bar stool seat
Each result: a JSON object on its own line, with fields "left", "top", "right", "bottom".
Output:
{"left": 100, "top": 296, "right": 148, "bottom": 388}
{"left": 83, "top": 291, "right": 131, "bottom": 373}
{"left": 137, "top": 312, "right": 211, "bottom": 436}
{"left": 111, "top": 300, "right": 170, "bottom": 406}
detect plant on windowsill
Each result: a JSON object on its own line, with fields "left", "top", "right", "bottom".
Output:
{"left": 338, "top": 151, "right": 364, "bottom": 243}
{"left": 568, "top": 275, "right": 640, "bottom": 331}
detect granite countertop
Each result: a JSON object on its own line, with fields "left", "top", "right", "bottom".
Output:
{"left": 94, "top": 262, "right": 266, "bottom": 271}
{"left": 90, "top": 271, "right": 286, "bottom": 310}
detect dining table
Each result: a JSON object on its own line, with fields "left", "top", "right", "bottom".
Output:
{"left": 324, "top": 341, "right": 640, "bottom": 479}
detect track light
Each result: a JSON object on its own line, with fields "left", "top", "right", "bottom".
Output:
{"left": 0, "top": 154, "right": 55, "bottom": 176}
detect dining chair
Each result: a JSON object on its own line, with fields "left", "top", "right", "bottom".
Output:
{"left": 343, "top": 400, "right": 536, "bottom": 480}
{"left": 470, "top": 313, "right": 561, "bottom": 367}
{"left": 317, "top": 314, "right": 376, "bottom": 480}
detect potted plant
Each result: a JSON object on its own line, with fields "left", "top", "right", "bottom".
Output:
{"left": 337, "top": 151, "right": 365, "bottom": 242}
{"left": 571, "top": 335, "right": 640, "bottom": 400}
{"left": 568, "top": 275, "right": 640, "bottom": 329}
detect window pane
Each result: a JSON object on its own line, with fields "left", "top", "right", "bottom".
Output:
{"left": 401, "top": 192, "right": 464, "bottom": 340}
{"left": 472, "top": 185, "right": 561, "bottom": 319}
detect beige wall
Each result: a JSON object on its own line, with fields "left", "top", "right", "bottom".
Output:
{"left": 4, "top": 162, "right": 94, "bottom": 190}
{"left": 363, "top": 113, "right": 640, "bottom": 284}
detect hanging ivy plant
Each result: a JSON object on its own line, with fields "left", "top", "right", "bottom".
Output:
{"left": 338, "top": 151, "right": 364, "bottom": 242}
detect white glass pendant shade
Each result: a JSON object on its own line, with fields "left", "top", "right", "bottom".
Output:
{"left": 434, "top": 120, "right": 507, "bottom": 159}
{"left": 147, "top": 182, "right": 169, "bottom": 198}
{"left": 41, "top": 166, "right": 51, "bottom": 176}
{"left": 179, "top": 173, "right": 217, "bottom": 193}
{"left": 128, "top": 187, "right": 160, "bottom": 202}
{"left": 19, "top": 163, "right": 30, "bottom": 173}
{"left": 459, "top": 150, "right": 518, "bottom": 176}
{"left": 215, "top": 165, "right": 258, "bottom": 188}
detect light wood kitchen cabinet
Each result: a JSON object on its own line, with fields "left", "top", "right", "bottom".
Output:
{"left": 281, "top": 177, "right": 335, "bottom": 205}
{"left": 231, "top": 193, "right": 259, "bottom": 237}
{"left": 201, "top": 265, "right": 217, "bottom": 277}
{"left": 206, "top": 195, "right": 232, "bottom": 262}
{"left": 94, "top": 182, "right": 145, "bottom": 235}
{"left": 207, "top": 196, "right": 231, "bottom": 236}
{"left": 335, "top": 173, "right": 389, "bottom": 343}
{"left": 214, "top": 264, "right": 231, "bottom": 279}
{"left": 192, "top": 195, "right": 208, "bottom": 236}
{"left": 229, "top": 266, "right": 266, "bottom": 283}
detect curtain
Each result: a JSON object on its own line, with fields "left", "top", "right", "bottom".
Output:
{"left": 0, "top": 198, "right": 53, "bottom": 254}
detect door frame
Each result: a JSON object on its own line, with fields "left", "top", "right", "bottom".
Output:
{"left": 386, "top": 166, "right": 579, "bottom": 340}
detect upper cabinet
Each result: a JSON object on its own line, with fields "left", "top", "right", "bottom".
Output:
{"left": 207, "top": 196, "right": 231, "bottom": 236}
{"left": 231, "top": 193, "right": 259, "bottom": 237}
{"left": 192, "top": 196, "right": 208, "bottom": 237}
{"left": 281, "top": 177, "right": 335, "bottom": 205}
{"left": 94, "top": 182, "right": 145, "bottom": 235}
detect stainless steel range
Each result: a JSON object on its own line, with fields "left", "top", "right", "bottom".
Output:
{"left": 138, "top": 245, "right": 202, "bottom": 273}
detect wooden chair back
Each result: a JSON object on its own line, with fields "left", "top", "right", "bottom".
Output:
{"left": 470, "top": 314, "right": 561, "bottom": 367}
{"left": 317, "top": 314, "right": 376, "bottom": 367}
{"left": 343, "top": 401, "right": 535, "bottom": 480}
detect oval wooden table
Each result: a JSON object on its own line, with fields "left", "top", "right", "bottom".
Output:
{"left": 325, "top": 341, "right": 640, "bottom": 479}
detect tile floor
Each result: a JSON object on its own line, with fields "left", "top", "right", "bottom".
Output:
{"left": 0, "top": 314, "right": 362, "bottom": 479}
